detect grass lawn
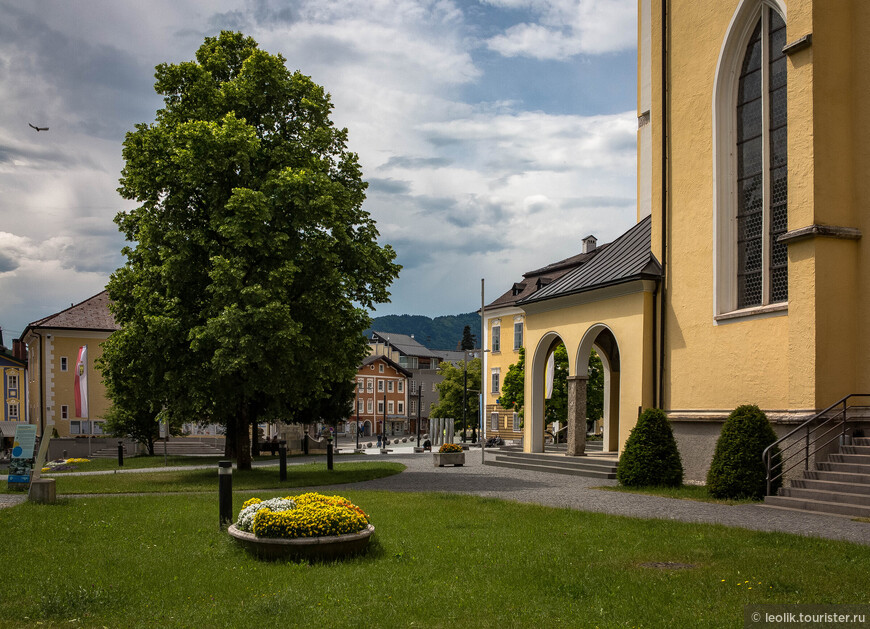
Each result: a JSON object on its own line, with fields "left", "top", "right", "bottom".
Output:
{"left": 594, "top": 484, "right": 760, "bottom": 505}
{"left": 0, "top": 491, "right": 868, "bottom": 628}
{"left": 42, "top": 462, "right": 405, "bottom": 495}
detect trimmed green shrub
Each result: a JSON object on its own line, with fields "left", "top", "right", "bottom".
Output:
{"left": 617, "top": 408, "right": 683, "bottom": 487}
{"left": 706, "top": 404, "right": 781, "bottom": 500}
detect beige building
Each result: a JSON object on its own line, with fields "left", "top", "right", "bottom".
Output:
{"left": 21, "top": 292, "right": 119, "bottom": 437}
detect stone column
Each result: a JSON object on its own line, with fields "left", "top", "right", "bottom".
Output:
{"left": 566, "top": 375, "right": 588, "bottom": 456}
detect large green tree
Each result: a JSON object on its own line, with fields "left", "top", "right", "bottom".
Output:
{"left": 430, "top": 357, "right": 481, "bottom": 432}
{"left": 544, "top": 344, "right": 569, "bottom": 426}
{"left": 100, "top": 32, "right": 400, "bottom": 470}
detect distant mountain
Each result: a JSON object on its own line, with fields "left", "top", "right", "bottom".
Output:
{"left": 364, "top": 312, "right": 481, "bottom": 351}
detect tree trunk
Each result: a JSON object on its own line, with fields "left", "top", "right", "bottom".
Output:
{"left": 225, "top": 414, "right": 237, "bottom": 459}
{"left": 236, "top": 404, "right": 252, "bottom": 471}
{"left": 147, "top": 437, "right": 155, "bottom": 456}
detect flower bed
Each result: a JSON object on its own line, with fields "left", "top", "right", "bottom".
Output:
{"left": 438, "top": 443, "right": 463, "bottom": 453}
{"left": 229, "top": 492, "right": 374, "bottom": 560}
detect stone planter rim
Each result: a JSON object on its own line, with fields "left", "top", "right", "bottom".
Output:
{"left": 228, "top": 523, "right": 374, "bottom": 559}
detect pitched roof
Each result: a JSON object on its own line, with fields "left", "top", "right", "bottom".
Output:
{"left": 370, "top": 331, "right": 440, "bottom": 358}
{"left": 485, "top": 246, "right": 607, "bottom": 310}
{"left": 521, "top": 215, "right": 661, "bottom": 304}
{"left": 361, "top": 353, "right": 413, "bottom": 377}
{"left": 24, "top": 291, "right": 119, "bottom": 333}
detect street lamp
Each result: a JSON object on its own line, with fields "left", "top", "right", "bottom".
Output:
{"left": 355, "top": 385, "right": 360, "bottom": 450}
{"left": 382, "top": 393, "right": 387, "bottom": 449}
{"left": 462, "top": 350, "right": 469, "bottom": 442}
{"left": 416, "top": 383, "right": 422, "bottom": 447}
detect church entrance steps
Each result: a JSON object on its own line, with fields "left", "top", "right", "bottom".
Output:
{"left": 764, "top": 429, "right": 870, "bottom": 518}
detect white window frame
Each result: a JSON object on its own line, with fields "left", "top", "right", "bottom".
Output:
{"left": 70, "top": 420, "right": 81, "bottom": 435}
{"left": 397, "top": 380, "right": 404, "bottom": 393}
{"left": 388, "top": 401, "right": 394, "bottom": 414}
{"left": 358, "top": 399, "right": 364, "bottom": 413}
{"left": 379, "top": 363, "right": 384, "bottom": 373}
{"left": 513, "top": 412, "right": 520, "bottom": 431}
{"left": 491, "top": 368, "right": 500, "bottom": 394}
{"left": 367, "top": 399, "right": 373, "bottom": 413}
{"left": 7, "top": 373, "right": 18, "bottom": 390}
{"left": 8, "top": 403, "right": 18, "bottom": 419}
{"left": 377, "top": 380, "right": 384, "bottom": 393}
{"left": 61, "top": 405, "right": 69, "bottom": 420}
{"left": 713, "top": 0, "right": 789, "bottom": 320}
{"left": 357, "top": 378, "right": 364, "bottom": 392}
{"left": 367, "top": 378, "right": 374, "bottom": 392}
{"left": 387, "top": 380, "right": 394, "bottom": 393}
{"left": 398, "top": 402, "right": 404, "bottom": 414}
{"left": 377, "top": 401, "right": 384, "bottom": 414}
{"left": 491, "top": 325, "right": 501, "bottom": 353}
{"left": 513, "top": 321, "right": 523, "bottom": 350}
{"left": 490, "top": 412, "right": 499, "bottom": 431}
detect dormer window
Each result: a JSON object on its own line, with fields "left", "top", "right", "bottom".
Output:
{"left": 535, "top": 277, "right": 552, "bottom": 291}
{"left": 511, "top": 283, "right": 526, "bottom": 297}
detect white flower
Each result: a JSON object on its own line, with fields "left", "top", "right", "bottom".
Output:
{"left": 236, "top": 497, "right": 296, "bottom": 532}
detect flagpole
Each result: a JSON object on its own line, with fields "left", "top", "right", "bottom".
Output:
{"left": 86, "top": 345, "right": 91, "bottom": 458}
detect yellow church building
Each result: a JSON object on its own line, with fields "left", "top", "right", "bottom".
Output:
{"left": 491, "top": 0, "right": 869, "bottom": 481}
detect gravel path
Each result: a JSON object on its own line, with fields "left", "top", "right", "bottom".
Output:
{"left": 313, "top": 451, "right": 870, "bottom": 547}
{"left": 4, "top": 449, "right": 870, "bottom": 546}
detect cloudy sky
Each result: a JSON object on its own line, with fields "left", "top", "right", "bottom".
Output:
{"left": 0, "top": 0, "right": 637, "bottom": 340}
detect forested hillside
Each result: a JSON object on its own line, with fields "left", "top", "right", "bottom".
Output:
{"left": 364, "top": 312, "right": 480, "bottom": 350}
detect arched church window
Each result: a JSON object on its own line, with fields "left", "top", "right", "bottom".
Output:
{"left": 736, "top": 7, "right": 787, "bottom": 308}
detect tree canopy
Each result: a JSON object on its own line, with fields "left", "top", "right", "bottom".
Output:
{"left": 100, "top": 31, "right": 400, "bottom": 469}
{"left": 430, "top": 357, "right": 481, "bottom": 432}
{"left": 460, "top": 325, "right": 476, "bottom": 350}
{"left": 500, "top": 347, "right": 525, "bottom": 418}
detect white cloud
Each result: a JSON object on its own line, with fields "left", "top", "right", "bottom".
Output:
{"left": 0, "top": 0, "right": 638, "bottom": 331}
{"left": 484, "top": 0, "right": 636, "bottom": 59}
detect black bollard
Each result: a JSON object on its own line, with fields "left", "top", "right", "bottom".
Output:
{"left": 117, "top": 441, "right": 124, "bottom": 467}
{"left": 279, "top": 441, "right": 287, "bottom": 481}
{"left": 326, "top": 439, "right": 334, "bottom": 471}
{"left": 218, "top": 460, "right": 233, "bottom": 529}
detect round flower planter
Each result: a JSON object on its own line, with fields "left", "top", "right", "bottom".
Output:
{"left": 433, "top": 452, "right": 465, "bottom": 467}
{"left": 228, "top": 523, "right": 375, "bottom": 560}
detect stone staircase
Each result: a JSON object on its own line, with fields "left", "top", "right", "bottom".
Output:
{"left": 484, "top": 442, "right": 617, "bottom": 479}
{"left": 764, "top": 436, "right": 870, "bottom": 518}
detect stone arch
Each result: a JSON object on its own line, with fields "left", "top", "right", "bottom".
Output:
{"left": 576, "top": 324, "right": 622, "bottom": 453}
{"left": 529, "top": 331, "right": 568, "bottom": 453}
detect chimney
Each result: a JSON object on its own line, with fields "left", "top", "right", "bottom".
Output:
{"left": 12, "top": 339, "right": 24, "bottom": 361}
{"left": 582, "top": 234, "right": 597, "bottom": 254}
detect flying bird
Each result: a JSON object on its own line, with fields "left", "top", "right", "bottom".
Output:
{"left": 28, "top": 123, "right": 49, "bottom": 132}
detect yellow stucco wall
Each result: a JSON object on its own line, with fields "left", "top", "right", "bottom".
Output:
{"left": 522, "top": 287, "right": 655, "bottom": 452}
{"left": 645, "top": 0, "right": 870, "bottom": 414}
{"left": 25, "top": 329, "right": 112, "bottom": 437}
{"left": 484, "top": 309, "right": 525, "bottom": 436}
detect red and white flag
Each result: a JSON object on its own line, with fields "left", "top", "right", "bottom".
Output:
{"left": 74, "top": 345, "right": 88, "bottom": 418}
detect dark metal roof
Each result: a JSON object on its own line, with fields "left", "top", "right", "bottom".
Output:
{"left": 361, "top": 354, "right": 413, "bottom": 378}
{"left": 485, "top": 247, "right": 606, "bottom": 310}
{"left": 520, "top": 216, "right": 661, "bottom": 304}
{"left": 370, "top": 331, "right": 440, "bottom": 358}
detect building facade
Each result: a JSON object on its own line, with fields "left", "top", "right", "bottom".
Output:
{"left": 369, "top": 331, "right": 442, "bottom": 434}
{"left": 351, "top": 355, "right": 410, "bottom": 436}
{"left": 482, "top": 238, "right": 601, "bottom": 443}
{"left": 20, "top": 292, "right": 119, "bottom": 438}
{"left": 498, "top": 0, "right": 865, "bottom": 481}
{"left": 0, "top": 337, "right": 27, "bottom": 450}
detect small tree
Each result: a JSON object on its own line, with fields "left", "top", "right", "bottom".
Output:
{"left": 707, "top": 404, "right": 781, "bottom": 500}
{"left": 617, "top": 408, "right": 683, "bottom": 487}
{"left": 586, "top": 350, "right": 604, "bottom": 431}
{"left": 430, "top": 357, "right": 481, "bottom": 431}
{"left": 460, "top": 325, "right": 476, "bottom": 351}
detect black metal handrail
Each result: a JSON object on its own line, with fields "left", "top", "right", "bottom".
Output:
{"left": 763, "top": 394, "right": 870, "bottom": 496}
